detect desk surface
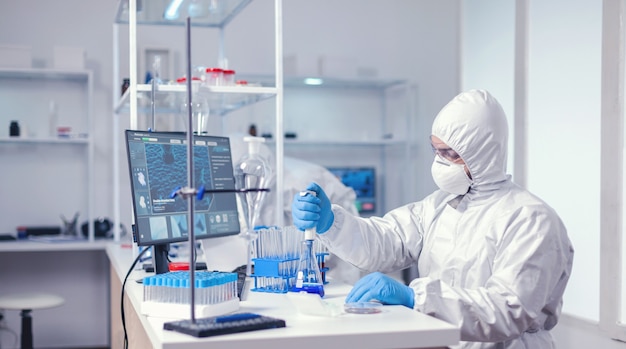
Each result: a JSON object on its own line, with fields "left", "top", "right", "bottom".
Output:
{"left": 106, "top": 244, "right": 460, "bottom": 349}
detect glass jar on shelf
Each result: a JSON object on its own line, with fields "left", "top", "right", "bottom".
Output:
{"left": 193, "top": 65, "right": 206, "bottom": 83}
{"left": 222, "top": 69, "right": 235, "bottom": 86}
{"left": 9, "top": 120, "right": 20, "bottom": 137}
{"left": 121, "top": 78, "right": 130, "bottom": 96}
{"left": 176, "top": 76, "right": 209, "bottom": 134}
{"left": 204, "top": 67, "right": 223, "bottom": 86}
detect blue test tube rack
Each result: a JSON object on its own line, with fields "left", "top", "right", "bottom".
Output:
{"left": 251, "top": 252, "right": 329, "bottom": 293}
{"left": 249, "top": 226, "right": 330, "bottom": 293}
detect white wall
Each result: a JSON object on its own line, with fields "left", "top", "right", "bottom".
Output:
{"left": 461, "top": 0, "right": 608, "bottom": 347}
{"left": 460, "top": 0, "right": 515, "bottom": 176}
{"left": 0, "top": 0, "right": 460, "bottom": 235}
{"left": 527, "top": 0, "right": 602, "bottom": 321}
{"left": 462, "top": 0, "right": 601, "bottom": 321}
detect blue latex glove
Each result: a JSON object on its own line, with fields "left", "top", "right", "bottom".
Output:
{"left": 345, "top": 272, "right": 415, "bottom": 308}
{"left": 291, "top": 182, "right": 334, "bottom": 234}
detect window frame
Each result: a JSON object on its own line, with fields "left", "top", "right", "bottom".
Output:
{"left": 599, "top": 0, "right": 626, "bottom": 341}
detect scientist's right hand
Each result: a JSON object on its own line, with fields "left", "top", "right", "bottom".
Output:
{"left": 291, "top": 182, "right": 334, "bottom": 234}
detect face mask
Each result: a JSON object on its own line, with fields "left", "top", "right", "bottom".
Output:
{"left": 431, "top": 155, "right": 472, "bottom": 195}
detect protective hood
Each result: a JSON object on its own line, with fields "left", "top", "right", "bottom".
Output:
{"left": 431, "top": 89, "right": 509, "bottom": 193}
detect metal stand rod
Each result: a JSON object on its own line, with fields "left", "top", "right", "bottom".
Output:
{"left": 20, "top": 309, "right": 33, "bottom": 349}
{"left": 185, "top": 16, "right": 197, "bottom": 324}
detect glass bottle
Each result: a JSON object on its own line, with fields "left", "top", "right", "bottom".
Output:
{"left": 9, "top": 121, "right": 20, "bottom": 137}
{"left": 48, "top": 100, "right": 58, "bottom": 138}
{"left": 121, "top": 78, "right": 130, "bottom": 96}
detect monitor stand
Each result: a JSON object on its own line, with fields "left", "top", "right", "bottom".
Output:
{"left": 153, "top": 244, "right": 170, "bottom": 274}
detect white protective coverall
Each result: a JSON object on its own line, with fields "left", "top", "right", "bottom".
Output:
{"left": 316, "top": 89, "right": 574, "bottom": 349}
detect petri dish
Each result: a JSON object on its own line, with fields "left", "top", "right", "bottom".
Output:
{"left": 344, "top": 302, "right": 383, "bottom": 314}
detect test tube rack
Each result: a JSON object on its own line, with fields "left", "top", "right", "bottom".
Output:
{"left": 141, "top": 271, "right": 240, "bottom": 319}
{"left": 250, "top": 252, "right": 329, "bottom": 293}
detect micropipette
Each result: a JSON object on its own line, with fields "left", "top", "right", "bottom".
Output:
{"left": 290, "top": 190, "right": 325, "bottom": 297}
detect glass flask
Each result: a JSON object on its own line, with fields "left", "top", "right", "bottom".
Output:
{"left": 290, "top": 238, "right": 325, "bottom": 297}
{"left": 234, "top": 136, "right": 272, "bottom": 276}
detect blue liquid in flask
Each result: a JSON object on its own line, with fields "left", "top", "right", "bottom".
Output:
{"left": 290, "top": 239, "right": 325, "bottom": 297}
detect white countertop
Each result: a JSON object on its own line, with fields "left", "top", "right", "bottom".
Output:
{"left": 105, "top": 243, "right": 460, "bottom": 349}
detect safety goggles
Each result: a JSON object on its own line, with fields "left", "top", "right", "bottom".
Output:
{"left": 431, "top": 144, "right": 462, "bottom": 163}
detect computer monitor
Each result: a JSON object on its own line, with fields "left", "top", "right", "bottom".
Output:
{"left": 125, "top": 130, "right": 241, "bottom": 273}
{"left": 326, "top": 167, "right": 376, "bottom": 214}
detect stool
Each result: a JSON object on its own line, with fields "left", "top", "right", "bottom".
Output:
{"left": 0, "top": 293, "right": 64, "bottom": 349}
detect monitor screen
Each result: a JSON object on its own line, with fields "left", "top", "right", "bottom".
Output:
{"left": 327, "top": 167, "right": 376, "bottom": 213}
{"left": 125, "top": 130, "right": 241, "bottom": 247}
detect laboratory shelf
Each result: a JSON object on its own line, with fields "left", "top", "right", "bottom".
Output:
{"left": 256, "top": 74, "right": 414, "bottom": 216}
{"left": 115, "top": 0, "right": 252, "bottom": 28}
{"left": 241, "top": 74, "right": 407, "bottom": 90}
{"left": 0, "top": 137, "right": 90, "bottom": 144}
{"left": 266, "top": 139, "right": 407, "bottom": 146}
{"left": 0, "top": 68, "right": 91, "bottom": 81}
{"left": 112, "top": 0, "right": 285, "bottom": 242}
{"left": 0, "top": 66, "right": 95, "bottom": 241}
{"left": 114, "top": 83, "right": 277, "bottom": 116}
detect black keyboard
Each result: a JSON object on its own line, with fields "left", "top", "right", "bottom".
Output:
{"left": 0, "top": 234, "right": 16, "bottom": 241}
{"left": 163, "top": 312, "right": 286, "bottom": 338}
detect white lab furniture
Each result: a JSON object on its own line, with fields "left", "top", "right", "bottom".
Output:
{"left": 250, "top": 75, "right": 415, "bottom": 216}
{"left": 0, "top": 68, "right": 95, "bottom": 240}
{"left": 111, "top": 0, "right": 285, "bottom": 242}
{"left": 107, "top": 243, "right": 460, "bottom": 349}
{"left": 0, "top": 292, "right": 65, "bottom": 349}
{"left": 0, "top": 240, "right": 110, "bottom": 348}
{"left": 0, "top": 240, "right": 459, "bottom": 348}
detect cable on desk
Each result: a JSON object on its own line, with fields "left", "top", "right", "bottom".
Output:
{"left": 121, "top": 246, "right": 150, "bottom": 349}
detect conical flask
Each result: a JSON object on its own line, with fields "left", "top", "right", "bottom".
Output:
{"left": 234, "top": 136, "right": 272, "bottom": 275}
{"left": 291, "top": 237, "right": 325, "bottom": 297}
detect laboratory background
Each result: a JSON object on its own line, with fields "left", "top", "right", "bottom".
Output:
{"left": 0, "top": 0, "right": 623, "bottom": 348}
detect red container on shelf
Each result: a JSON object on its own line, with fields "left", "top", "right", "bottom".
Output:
{"left": 222, "top": 69, "right": 235, "bottom": 86}
{"left": 205, "top": 67, "right": 223, "bottom": 86}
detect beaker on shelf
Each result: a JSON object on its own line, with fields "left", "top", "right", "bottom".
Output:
{"left": 177, "top": 76, "right": 209, "bottom": 134}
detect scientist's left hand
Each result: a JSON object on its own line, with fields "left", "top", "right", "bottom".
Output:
{"left": 346, "top": 272, "right": 415, "bottom": 308}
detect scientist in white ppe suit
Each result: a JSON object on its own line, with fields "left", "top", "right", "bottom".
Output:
{"left": 291, "top": 89, "right": 574, "bottom": 349}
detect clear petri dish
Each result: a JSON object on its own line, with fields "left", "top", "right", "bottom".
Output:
{"left": 344, "top": 302, "right": 383, "bottom": 314}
